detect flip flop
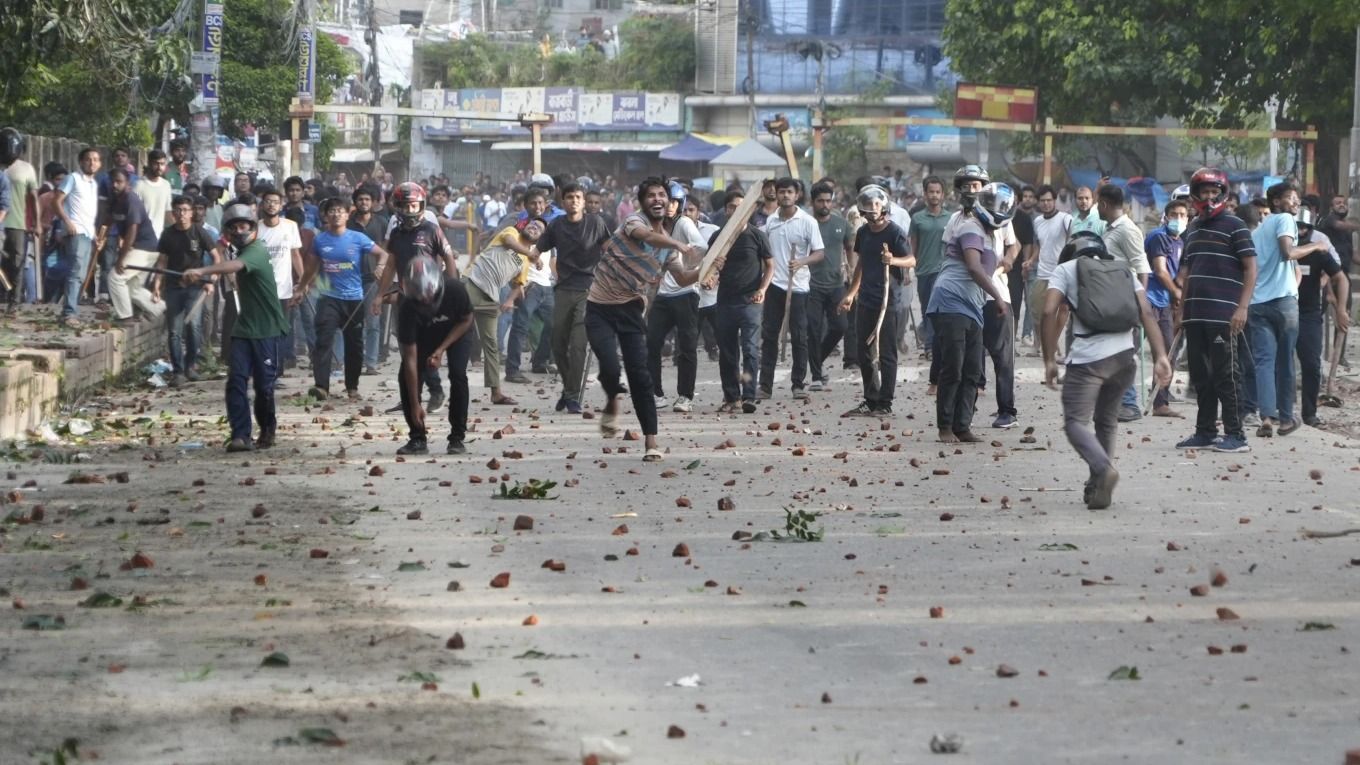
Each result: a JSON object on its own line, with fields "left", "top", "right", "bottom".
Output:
{"left": 492, "top": 395, "right": 518, "bottom": 406}
{"left": 600, "top": 409, "right": 620, "bottom": 438}
{"left": 642, "top": 447, "right": 663, "bottom": 462}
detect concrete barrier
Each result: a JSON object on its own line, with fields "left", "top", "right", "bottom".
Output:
{"left": 1, "top": 312, "right": 167, "bottom": 440}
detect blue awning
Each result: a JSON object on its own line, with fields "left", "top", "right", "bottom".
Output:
{"left": 659, "top": 133, "right": 745, "bottom": 162}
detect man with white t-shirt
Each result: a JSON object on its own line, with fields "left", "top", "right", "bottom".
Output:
{"left": 1027, "top": 185, "right": 1072, "bottom": 358}
{"left": 135, "top": 150, "right": 173, "bottom": 239}
{"left": 52, "top": 147, "right": 102, "bottom": 325}
{"left": 759, "top": 177, "right": 825, "bottom": 401}
{"left": 1043, "top": 233, "right": 1170, "bottom": 510}
{"left": 255, "top": 188, "right": 304, "bottom": 368}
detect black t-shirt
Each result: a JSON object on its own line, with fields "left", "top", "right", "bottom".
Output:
{"left": 386, "top": 220, "right": 452, "bottom": 282}
{"left": 853, "top": 221, "right": 910, "bottom": 306}
{"left": 537, "top": 213, "right": 611, "bottom": 291}
{"left": 1298, "top": 233, "right": 1344, "bottom": 314}
{"left": 111, "top": 192, "right": 161, "bottom": 252}
{"left": 157, "top": 224, "right": 217, "bottom": 289}
{"left": 711, "top": 227, "right": 772, "bottom": 305}
{"left": 1009, "top": 210, "right": 1036, "bottom": 274}
{"left": 1318, "top": 213, "right": 1354, "bottom": 272}
{"left": 397, "top": 277, "right": 473, "bottom": 347}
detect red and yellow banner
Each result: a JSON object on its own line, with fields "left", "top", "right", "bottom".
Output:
{"left": 954, "top": 83, "right": 1038, "bottom": 124}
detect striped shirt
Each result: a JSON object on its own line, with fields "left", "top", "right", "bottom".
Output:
{"left": 1180, "top": 212, "right": 1256, "bottom": 325}
{"left": 588, "top": 213, "right": 684, "bottom": 306}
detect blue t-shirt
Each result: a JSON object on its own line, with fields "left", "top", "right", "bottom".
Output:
{"left": 1250, "top": 212, "right": 1299, "bottom": 303}
{"left": 312, "top": 228, "right": 374, "bottom": 300}
{"left": 1143, "top": 226, "right": 1183, "bottom": 309}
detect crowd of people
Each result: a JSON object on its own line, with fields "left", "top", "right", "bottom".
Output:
{"left": 1, "top": 126, "right": 1355, "bottom": 506}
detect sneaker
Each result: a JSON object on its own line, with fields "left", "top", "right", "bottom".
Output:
{"left": 255, "top": 429, "right": 276, "bottom": 449}
{"left": 991, "top": 413, "right": 1017, "bottom": 429}
{"left": 504, "top": 371, "right": 531, "bottom": 384}
{"left": 756, "top": 386, "right": 772, "bottom": 401}
{"left": 396, "top": 438, "right": 429, "bottom": 455}
{"left": 531, "top": 365, "right": 548, "bottom": 374}
{"left": 308, "top": 386, "right": 328, "bottom": 401}
{"left": 1277, "top": 418, "right": 1300, "bottom": 436}
{"left": 842, "top": 402, "right": 875, "bottom": 418}
{"left": 564, "top": 400, "right": 583, "bottom": 414}
{"left": 792, "top": 386, "right": 810, "bottom": 401}
{"left": 170, "top": 373, "right": 187, "bottom": 387}
{"left": 446, "top": 440, "right": 467, "bottom": 455}
{"left": 185, "top": 369, "right": 201, "bottom": 382}
{"left": 1256, "top": 421, "right": 1273, "bottom": 438}
{"left": 1213, "top": 435, "right": 1251, "bottom": 453}
{"left": 871, "top": 405, "right": 894, "bottom": 418}
{"left": 717, "top": 401, "right": 737, "bottom": 414}
{"left": 555, "top": 396, "right": 567, "bottom": 412}
{"left": 818, "top": 377, "right": 833, "bottom": 392}
{"left": 427, "top": 391, "right": 445, "bottom": 412}
{"left": 654, "top": 394, "right": 670, "bottom": 410}
{"left": 808, "top": 379, "right": 824, "bottom": 392}
{"left": 1304, "top": 415, "right": 1323, "bottom": 428}
{"left": 1242, "top": 412, "right": 1261, "bottom": 428}
{"left": 384, "top": 403, "right": 403, "bottom": 414}
{"left": 1175, "top": 433, "right": 1219, "bottom": 449}
{"left": 1086, "top": 467, "right": 1120, "bottom": 510}
{"left": 226, "top": 437, "right": 254, "bottom": 453}
{"left": 362, "top": 365, "right": 379, "bottom": 376}
{"left": 672, "top": 396, "right": 693, "bottom": 413}
{"left": 741, "top": 400, "right": 757, "bottom": 414}
{"left": 346, "top": 388, "right": 361, "bottom": 401}
{"left": 1117, "top": 405, "right": 1143, "bottom": 422}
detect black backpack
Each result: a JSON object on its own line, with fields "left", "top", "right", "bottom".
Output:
{"left": 1071, "top": 256, "right": 1140, "bottom": 337}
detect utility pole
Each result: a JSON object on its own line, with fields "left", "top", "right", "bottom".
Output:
{"left": 1350, "top": 26, "right": 1359, "bottom": 205}
{"left": 365, "top": 0, "right": 383, "bottom": 177}
{"left": 743, "top": 7, "right": 757, "bottom": 139}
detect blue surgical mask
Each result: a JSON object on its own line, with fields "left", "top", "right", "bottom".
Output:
{"left": 1166, "top": 218, "right": 1186, "bottom": 236}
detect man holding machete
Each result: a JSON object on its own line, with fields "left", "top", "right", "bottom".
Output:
{"left": 758, "top": 177, "right": 824, "bottom": 402}
{"left": 839, "top": 185, "right": 914, "bottom": 418}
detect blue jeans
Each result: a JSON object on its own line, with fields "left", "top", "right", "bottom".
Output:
{"left": 506, "top": 282, "right": 554, "bottom": 374}
{"left": 1246, "top": 296, "right": 1299, "bottom": 422}
{"left": 363, "top": 282, "right": 382, "bottom": 367}
{"left": 226, "top": 335, "right": 282, "bottom": 442}
{"left": 61, "top": 234, "right": 94, "bottom": 316}
{"left": 164, "top": 286, "right": 204, "bottom": 374}
{"left": 716, "top": 302, "right": 761, "bottom": 402}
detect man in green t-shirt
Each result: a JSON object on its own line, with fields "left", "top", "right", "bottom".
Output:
{"left": 909, "top": 175, "right": 950, "bottom": 363}
{"left": 807, "top": 181, "right": 855, "bottom": 389}
{"left": 183, "top": 203, "right": 289, "bottom": 453}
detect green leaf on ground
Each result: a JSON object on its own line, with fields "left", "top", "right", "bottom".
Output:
{"left": 472, "top": 681, "right": 481, "bottom": 699}
{"left": 78, "top": 592, "right": 123, "bottom": 608}
{"left": 260, "top": 651, "right": 290, "bottom": 667}
{"left": 177, "top": 664, "right": 213, "bottom": 682}
{"left": 298, "top": 728, "right": 345, "bottom": 746}
{"left": 1108, "top": 665, "right": 1141, "bottom": 681}
{"left": 398, "top": 671, "right": 440, "bottom": 684}
{"left": 1300, "top": 621, "right": 1336, "bottom": 631}
{"left": 494, "top": 479, "right": 558, "bottom": 500}
{"left": 514, "top": 649, "right": 550, "bottom": 659}
{"left": 397, "top": 561, "right": 427, "bottom": 572}
{"left": 787, "top": 600, "right": 807, "bottom": 608}
{"left": 685, "top": 459, "right": 702, "bottom": 470}
{"left": 1039, "top": 543, "right": 1079, "bottom": 551}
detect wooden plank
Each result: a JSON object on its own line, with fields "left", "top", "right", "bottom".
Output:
{"left": 698, "top": 183, "right": 766, "bottom": 284}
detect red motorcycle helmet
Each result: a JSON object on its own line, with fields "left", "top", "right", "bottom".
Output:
{"left": 1189, "top": 167, "right": 1230, "bottom": 218}
{"left": 391, "top": 181, "right": 428, "bottom": 228}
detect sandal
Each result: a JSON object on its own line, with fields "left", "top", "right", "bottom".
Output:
{"left": 642, "top": 447, "right": 663, "bottom": 462}
{"left": 492, "top": 395, "right": 518, "bottom": 406}
{"left": 600, "top": 409, "right": 620, "bottom": 438}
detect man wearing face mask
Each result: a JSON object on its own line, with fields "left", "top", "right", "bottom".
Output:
{"left": 1097, "top": 184, "right": 1152, "bottom": 422}
{"left": 181, "top": 204, "right": 288, "bottom": 452}
{"left": 1144, "top": 199, "right": 1190, "bottom": 417}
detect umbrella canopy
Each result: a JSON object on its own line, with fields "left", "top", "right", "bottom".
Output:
{"left": 659, "top": 133, "right": 745, "bottom": 162}
{"left": 709, "top": 139, "right": 789, "bottom": 169}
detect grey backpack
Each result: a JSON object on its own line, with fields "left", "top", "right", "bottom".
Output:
{"left": 1072, "top": 256, "right": 1140, "bottom": 337}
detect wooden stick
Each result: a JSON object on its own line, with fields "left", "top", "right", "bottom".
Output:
{"left": 1321, "top": 326, "right": 1346, "bottom": 405}
{"left": 698, "top": 184, "right": 765, "bottom": 285}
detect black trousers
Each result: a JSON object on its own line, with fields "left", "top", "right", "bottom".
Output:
{"left": 646, "top": 292, "right": 699, "bottom": 399}
{"left": 855, "top": 290, "right": 900, "bottom": 407}
{"left": 1297, "top": 309, "right": 1323, "bottom": 421}
{"left": 587, "top": 299, "right": 658, "bottom": 436}
{"left": 931, "top": 312, "right": 983, "bottom": 433}
{"left": 313, "top": 296, "right": 364, "bottom": 392}
{"left": 808, "top": 282, "right": 847, "bottom": 382}
{"left": 399, "top": 327, "right": 472, "bottom": 444}
{"left": 981, "top": 301, "right": 1016, "bottom": 416}
{"left": 760, "top": 285, "right": 809, "bottom": 391}
{"left": 1185, "top": 322, "right": 1247, "bottom": 439}
{"left": 699, "top": 304, "right": 718, "bottom": 354}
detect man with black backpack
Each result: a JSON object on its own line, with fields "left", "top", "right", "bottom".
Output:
{"left": 1043, "top": 233, "right": 1171, "bottom": 510}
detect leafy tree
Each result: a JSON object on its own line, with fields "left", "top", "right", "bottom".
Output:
{"left": 942, "top": 0, "right": 1360, "bottom": 191}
